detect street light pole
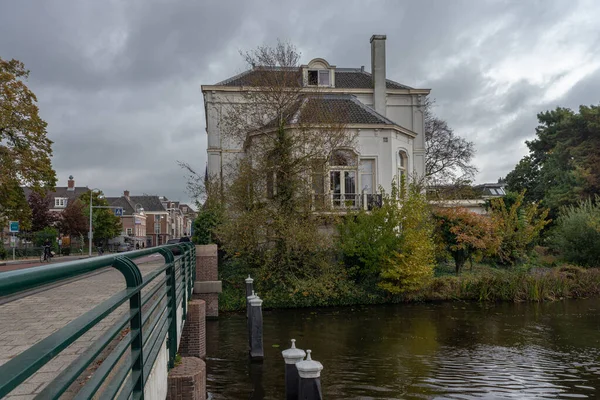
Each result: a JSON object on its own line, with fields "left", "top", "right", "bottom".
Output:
{"left": 88, "top": 192, "right": 93, "bottom": 257}
{"left": 88, "top": 188, "right": 101, "bottom": 257}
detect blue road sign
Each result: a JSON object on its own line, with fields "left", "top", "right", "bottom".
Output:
{"left": 114, "top": 208, "right": 123, "bottom": 217}
{"left": 9, "top": 221, "right": 19, "bottom": 233}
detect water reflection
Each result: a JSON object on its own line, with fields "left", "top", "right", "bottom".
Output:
{"left": 206, "top": 299, "right": 600, "bottom": 399}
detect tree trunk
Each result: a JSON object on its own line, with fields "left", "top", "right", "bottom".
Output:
{"left": 453, "top": 251, "right": 467, "bottom": 275}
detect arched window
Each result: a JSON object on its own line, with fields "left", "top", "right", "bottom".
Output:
{"left": 329, "top": 149, "right": 358, "bottom": 207}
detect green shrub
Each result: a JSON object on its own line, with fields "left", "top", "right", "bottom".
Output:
{"left": 33, "top": 227, "right": 59, "bottom": 251}
{"left": 61, "top": 247, "right": 71, "bottom": 256}
{"left": 550, "top": 197, "right": 600, "bottom": 267}
{"left": 488, "top": 191, "right": 550, "bottom": 266}
{"left": 0, "top": 247, "right": 7, "bottom": 260}
{"left": 337, "top": 182, "right": 435, "bottom": 293}
{"left": 192, "top": 207, "right": 222, "bottom": 245}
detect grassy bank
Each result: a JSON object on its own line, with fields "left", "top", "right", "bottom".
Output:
{"left": 219, "top": 264, "right": 600, "bottom": 312}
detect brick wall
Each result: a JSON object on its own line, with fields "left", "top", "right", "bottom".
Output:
{"left": 166, "top": 357, "right": 206, "bottom": 400}
{"left": 195, "top": 244, "right": 220, "bottom": 318}
{"left": 193, "top": 293, "right": 218, "bottom": 319}
{"left": 178, "top": 300, "right": 206, "bottom": 359}
{"left": 195, "top": 244, "right": 218, "bottom": 281}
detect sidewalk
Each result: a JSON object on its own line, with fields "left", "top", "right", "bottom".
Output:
{"left": 0, "top": 259, "right": 166, "bottom": 399}
{"left": 0, "top": 254, "right": 89, "bottom": 267}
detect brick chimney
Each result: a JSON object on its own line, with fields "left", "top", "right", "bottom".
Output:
{"left": 67, "top": 175, "right": 75, "bottom": 191}
{"left": 370, "top": 34, "right": 387, "bottom": 116}
{"left": 124, "top": 190, "right": 130, "bottom": 200}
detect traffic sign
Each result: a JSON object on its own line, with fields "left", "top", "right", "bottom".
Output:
{"left": 9, "top": 221, "right": 19, "bottom": 233}
{"left": 114, "top": 208, "right": 123, "bottom": 217}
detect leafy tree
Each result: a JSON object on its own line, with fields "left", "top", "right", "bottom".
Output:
{"left": 488, "top": 191, "right": 550, "bottom": 265}
{"left": 213, "top": 40, "right": 354, "bottom": 289}
{"left": 424, "top": 98, "right": 477, "bottom": 184}
{"left": 0, "top": 58, "right": 56, "bottom": 227}
{"left": 27, "top": 191, "right": 55, "bottom": 232}
{"left": 192, "top": 206, "right": 222, "bottom": 245}
{"left": 506, "top": 105, "right": 600, "bottom": 214}
{"left": 433, "top": 207, "right": 499, "bottom": 274}
{"left": 79, "top": 191, "right": 122, "bottom": 246}
{"left": 550, "top": 197, "right": 600, "bottom": 267}
{"left": 57, "top": 199, "right": 88, "bottom": 237}
{"left": 338, "top": 182, "right": 435, "bottom": 293}
{"left": 33, "top": 226, "right": 58, "bottom": 251}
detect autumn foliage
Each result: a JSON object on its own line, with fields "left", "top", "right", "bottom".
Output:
{"left": 433, "top": 207, "right": 499, "bottom": 274}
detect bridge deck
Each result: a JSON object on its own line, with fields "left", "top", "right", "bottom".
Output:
{"left": 0, "top": 255, "right": 166, "bottom": 399}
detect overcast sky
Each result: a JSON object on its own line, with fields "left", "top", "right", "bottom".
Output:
{"left": 2, "top": 0, "right": 599, "bottom": 206}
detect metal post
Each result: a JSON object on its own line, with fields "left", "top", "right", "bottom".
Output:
{"left": 245, "top": 276, "right": 254, "bottom": 318}
{"left": 245, "top": 275, "right": 254, "bottom": 300}
{"left": 247, "top": 290, "right": 257, "bottom": 346}
{"left": 296, "top": 350, "right": 323, "bottom": 400}
{"left": 249, "top": 295, "right": 264, "bottom": 361}
{"left": 282, "top": 339, "right": 306, "bottom": 400}
{"left": 12, "top": 233, "right": 15, "bottom": 261}
{"left": 88, "top": 191, "right": 93, "bottom": 257}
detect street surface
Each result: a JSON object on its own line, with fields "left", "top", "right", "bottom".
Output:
{"left": 0, "top": 253, "right": 167, "bottom": 399}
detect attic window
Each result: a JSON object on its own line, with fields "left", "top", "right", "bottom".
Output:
{"left": 55, "top": 197, "right": 68, "bottom": 208}
{"left": 308, "top": 70, "right": 330, "bottom": 86}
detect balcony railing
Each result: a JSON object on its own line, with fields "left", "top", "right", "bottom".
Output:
{"left": 312, "top": 192, "right": 383, "bottom": 212}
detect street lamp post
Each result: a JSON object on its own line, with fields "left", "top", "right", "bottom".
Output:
{"left": 133, "top": 204, "right": 144, "bottom": 243}
{"left": 88, "top": 188, "right": 102, "bottom": 257}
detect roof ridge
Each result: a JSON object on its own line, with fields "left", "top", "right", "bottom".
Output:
{"left": 215, "top": 69, "right": 253, "bottom": 86}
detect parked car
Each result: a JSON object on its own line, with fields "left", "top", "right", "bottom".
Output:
{"left": 117, "top": 243, "right": 132, "bottom": 252}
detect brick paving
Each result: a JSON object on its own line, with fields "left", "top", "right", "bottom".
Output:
{"left": 0, "top": 254, "right": 168, "bottom": 399}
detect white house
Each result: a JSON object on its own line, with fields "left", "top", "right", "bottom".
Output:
{"left": 201, "top": 34, "right": 430, "bottom": 209}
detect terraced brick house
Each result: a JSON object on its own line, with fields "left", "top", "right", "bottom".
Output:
{"left": 202, "top": 34, "right": 430, "bottom": 210}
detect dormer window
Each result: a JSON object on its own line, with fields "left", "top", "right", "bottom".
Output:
{"left": 303, "top": 58, "right": 335, "bottom": 88}
{"left": 55, "top": 197, "right": 68, "bottom": 208}
{"left": 308, "top": 70, "right": 330, "bottom": 86}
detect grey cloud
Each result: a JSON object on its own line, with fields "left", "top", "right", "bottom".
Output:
{"left": 1, "top": 0, "right": 599, "bottom": 204}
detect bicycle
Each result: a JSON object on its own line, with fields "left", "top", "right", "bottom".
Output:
{"left": 40, "top": 245, "right": 53, "bottom": 263}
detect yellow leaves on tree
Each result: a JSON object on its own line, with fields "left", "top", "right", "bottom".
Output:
{"left": 377, "top": 185, "right": 436, "bottom": 294}
{"left": 488, "top": 191, "right": 550, "bottom": 265}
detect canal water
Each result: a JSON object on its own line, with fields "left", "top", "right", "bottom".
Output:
{"left": 206, "top": 299, "right": 600, "bottom": 399}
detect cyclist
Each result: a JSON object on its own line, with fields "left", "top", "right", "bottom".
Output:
{"left": 41, "top": 238, "right": 52, "bottom": 262}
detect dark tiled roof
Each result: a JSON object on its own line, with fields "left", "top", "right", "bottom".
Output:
{"left": 22, "top": 186, "right": 89, "bottom": 203}
{"left": 128, "top": 196, "right": 167, "bottom": 212}
{"left": 335, "top": 70, "right": 411, "bottom": 89}
{"left": 218, "top": 68, "right": 302, "bottom": 87}
{"left": 264, "top": 94, "right": 397, "bottom": 128}
{"left": 216, "top": 68, "right": 411, "bottom": 90}
{"left": 105, "top": 197, "right": 135, "bottom": 215}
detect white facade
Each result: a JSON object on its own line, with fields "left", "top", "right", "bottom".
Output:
{"left": 202, "top": 35, "right": 430, "bottom": 203}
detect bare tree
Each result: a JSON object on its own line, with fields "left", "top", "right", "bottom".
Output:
{"left": 216, "top": 40, "right": 355, "bottom": 213}
{"left": 424, "top": 98, "right": 477, "bottom": 184}
{"left": 210, "top": 40, "right": 356, "bottom": 282}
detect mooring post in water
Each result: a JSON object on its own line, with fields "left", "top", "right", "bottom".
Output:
{"left": 247, "top": 290, "right": 257, "bottom": 348}
{"left": 245, "top": 275, "right": 254, "bottom": 307}
{"left": 281, "top": 339, "right": 306, "bottom": 400}
{"left": 249, "top": 295, "right": 264, "bottom": 361}
{"left": 296, "top": 350, "right": 323, "bottom": 400}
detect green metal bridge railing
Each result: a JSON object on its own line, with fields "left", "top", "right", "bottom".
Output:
{"left": 0, "top": 242, "right": 196, "bottom": 399}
